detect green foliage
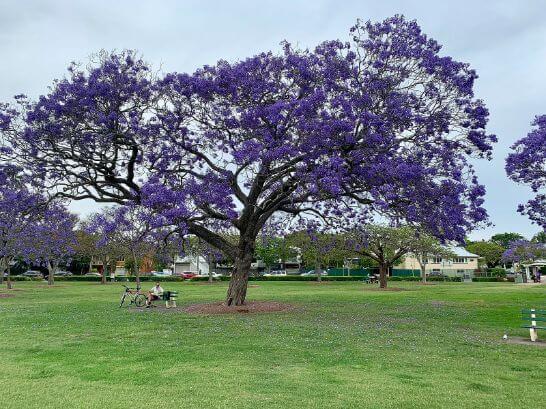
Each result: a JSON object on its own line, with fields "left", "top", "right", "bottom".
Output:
{"left": 487, "top": 267, "right": 507, "bottom": 277}
{"left": 255, "top": 236, "right": 297, "bottom": 271}
{"left": 286, "top": 231, "right": 350, "bottom": 271}
{"left": 466, "top": 241, "right": 504, "bottom": 268}
{"left": 532, "top": 231, "right": 546, "bottom": 244}
{"left": 472, "top": 277, "right": 505, "bottom": 282}
{"left": 490, "top": 232, "right": 525, "bottom": 248}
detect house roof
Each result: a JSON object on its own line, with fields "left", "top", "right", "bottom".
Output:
{"left": 446, "top": 246, "right": 478, "bottom": 258}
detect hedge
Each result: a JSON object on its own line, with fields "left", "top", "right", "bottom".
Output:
{"left": 472, "top": 277, "right": 504, "bottom": 282}
{"left": 52, "top": 276, "right": 185, "bottom": 282}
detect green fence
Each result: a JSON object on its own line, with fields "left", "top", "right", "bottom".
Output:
{"left": 327, "top": 268, "right": 372, "bottom": 277}
{"left": 392, "top": 269, "right": 420, "bottom": 277}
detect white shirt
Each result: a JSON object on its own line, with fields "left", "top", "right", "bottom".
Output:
{"left": 151, "top": 285, "right": 164, "bottom": 296}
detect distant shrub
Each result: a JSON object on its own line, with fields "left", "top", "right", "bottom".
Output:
{"left": 472, "top": 277, "right": 502, "bottom": 282}
{"left": 486, "top": 267, "right": 507, "bottom": 277}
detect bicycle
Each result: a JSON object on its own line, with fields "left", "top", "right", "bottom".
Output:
{"left": 119, "top": 285, "right": 146, "bottom": 308}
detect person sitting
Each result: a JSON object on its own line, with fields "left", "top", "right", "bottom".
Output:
{"left": 146, "top": 282, "right": 164, "bottom": 307}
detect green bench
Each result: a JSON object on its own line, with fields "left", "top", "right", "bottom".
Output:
{"left": 151, "top": 291, "right": 178, "bottom": 308}
{"left": 521, "top": 309, "right": 546, "bottom": 342}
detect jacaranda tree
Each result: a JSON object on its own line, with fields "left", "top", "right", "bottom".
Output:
{"left": 87, "top": 205, "right": 173, "bottom": 287}
{"left": 0, "top": 165, "right": 48, "bottom": 288}
{"left": 22, "top": 203, "right": 77, "bottom": 286}
{"left": 501, "top": 239, "right": 546, "bottom": 266}
{"left": 1, "top": 16, "right": 495, "bottom": 305}
{"left": 506, "top": 115, "right": 546, "bottom": 228}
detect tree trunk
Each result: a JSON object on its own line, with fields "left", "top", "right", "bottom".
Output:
{"left": 7, "top": 264, "right": 12, "bottom": 290}
{"left": 379, "top": 264, "right": 388, "bottom": 289}
{"left": 421, "top": 265, "right": 427, "bottom": 283}
{"left": 226, "top": 240, "right": 254, "bottom": 306}
{"left": 47, "top": 260, "right": 57, "bottom": 286}
{"left": 101, "top": 258, "right": 107, "bottom": 285}
{"left": 208, "top": 254, "right": 214, "bottom": 284}
{"left": 317, "top": 262, "right": 322, "bottom": 283}
{"left": 0, "top": 259, "right": 4, "bottom": 285}
{"left": 132, "top": 252, "right": 140, "bottom": 288}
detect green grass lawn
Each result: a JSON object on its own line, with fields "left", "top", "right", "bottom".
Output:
{"left": 0, "top": 281, "right": 545, "bottom": 408}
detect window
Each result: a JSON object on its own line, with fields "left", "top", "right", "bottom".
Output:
{"left": 456, "top": 269, "right": 465, "bottom": 274}
{"left": 432, "top": 257, "right": 442, "bottom": 264}
{"left": 453, "top": 257, "right": 466, "bottom": 264}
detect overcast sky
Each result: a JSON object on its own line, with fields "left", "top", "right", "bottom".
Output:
{"left": 1, "top": 0, "right": 545, "bottom": 240}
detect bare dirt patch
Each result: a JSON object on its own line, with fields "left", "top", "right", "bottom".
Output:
{"left": 0, "top": 293, "right": 15, "bottom": 298}
{"left": 504, "top": 337, "right": 546, "bottom": 348}
{"left": 183, "top": 301, "right": 296, "bottom": 315}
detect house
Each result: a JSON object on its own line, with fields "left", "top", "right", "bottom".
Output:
{"left": 396, "top": 247, "right": 479, "bottom": 278}
{"left": 89, "top": 255, "right": 153, "bottom": 276}
{"left": 172, "top": 254, "right": 210, "bottom": 275}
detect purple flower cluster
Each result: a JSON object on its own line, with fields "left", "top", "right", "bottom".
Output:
{"left": 506, "top": 115, "right": 546, "bottom": 228}
{"left": 502, "top": 239, "right": 546, "bottom": 264}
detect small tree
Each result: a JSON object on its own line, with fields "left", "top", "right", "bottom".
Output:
{"left": 491, "top": 233, "right": 525, "bottom": 249}
{"left": 347, "top": 225, "right": 419, "bottom": 289}
{"left": 502, "top": 240, "right": 546, "bottom": 267}
{"left": 88, "top": 206, "right": 171, "bottom": 287}
{"left": 411, "top": 234, "right": 454, "bottom": 283}
{"left": 23, "top": 204, "right": 77, "bottom": 285}
{"left": 466, "top": 241, "right": 505, "bottom": 268}
{"left": 288, "top": 232, "right": 348, "bottom": 282}
{"left": 532, "top": 232, "right": 546, "bottom": 244}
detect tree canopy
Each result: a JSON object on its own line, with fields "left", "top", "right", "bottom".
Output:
{"left": 506, "top": 115, "right": 546, "bottom": 228}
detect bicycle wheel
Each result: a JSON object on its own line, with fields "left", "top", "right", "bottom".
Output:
{"left": 134, "top": 294, "right": 146, "bottom": 307}
{"left": 119, "top": 293, "right": 127, "bottom": 308}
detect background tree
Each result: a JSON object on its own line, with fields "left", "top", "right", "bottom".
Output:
{"left": 347, "top": 225, "right": 420, "bottom": 288}
{"left": 502, "top": 240, "right": 546, "bottom": 267}
{"left": 411, "top": 233, "right": 454, "bottom": 283}
{"left": 531, "top": 231, "right": 546, "bottom": 244}
{"left": 506, "top": 115, "right": 546, "bottom": 228}
{"left": 3, "top": 16, "right": 496, "bottom": 305}
{"left": 0, "top": 166, "right": 46, "bottom": 288}
{"left": 465, "top": 240, "right": 505, "bottom": 268}
{"left": 88, "top": 205, "right": 172, "bottom": 287}
{"left": 23, "top": 204, "right": 77, "bottom": 286}
{"left": 288, "top": 232, "right": 347, "bottom": 282}
{"left": 490, "top": 232, "right": 524, "bottom": 249}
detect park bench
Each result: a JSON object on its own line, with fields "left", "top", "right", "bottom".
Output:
{"left": 151, "top": 290, "right": 178, "bottom": 308}
{"left": 521, "top": 309, "right": 546, "bottom": 342}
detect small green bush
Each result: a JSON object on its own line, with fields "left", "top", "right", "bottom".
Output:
{"left": 472, "top": 277, "right": 502, "bottom": 282}
{"left": 486, "top": 267, "right": 507, "bottom": 277}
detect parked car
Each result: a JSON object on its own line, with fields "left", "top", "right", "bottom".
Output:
{"left": 263, "top": 270, "right": 287, "bottom": 277}
{"left": 194, "top": 272, "right": 222, "bottom": 279}
{"left": 23, "top": 270, "right": 43, "bottom": 278}
{"left": 54, "top": 270, "right": 73, "bottom": 277}
{"left": 84, "top": 272, "right": 102, "bottom": 277}
{"left": 300, "top": 269, "right": 329, "bottom": 277}
{"left": 151, "top": 271, "right": 172, "bottom": 277}
{"left": 174, "top": 271, "right": 197, "bottom": 279}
